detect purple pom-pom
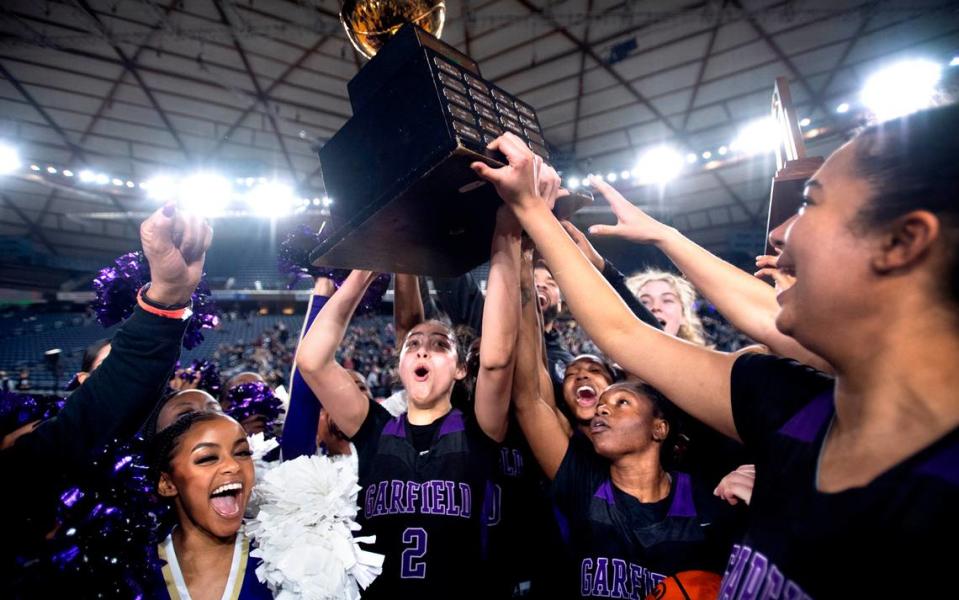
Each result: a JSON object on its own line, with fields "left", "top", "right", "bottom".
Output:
{"left": 92, "top": 251, "right": 220, "bottom": 349}
{"left": 277, "top": 223, "right": 349, "bottom": 289}
{"left": 0, "top": 391, "right": 64, "bottom": 438}
{"left": 177, "top": 359, "right": 222, "bottom": 397}
{"left": 40, "top": 436, "right": 170, "bottom": 597}
{"left": 359, "top": 273, "right": 392, "bottom": 313}
{"left": 225, "top": 381, "right": 284, "bottom": 433}
{"left": 92, "top": 251, "right": 148, "bottom": 328}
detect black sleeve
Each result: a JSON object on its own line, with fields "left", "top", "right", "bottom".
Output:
{"left": 0, "top": 306, "right": 186, "bottom": 547}
{"left": 551, "top": 434, "right": 608, "bottom": 518}
{"left": 730, "top": 352, "right": 834, "bottom": 454}
{"left": 349, "top": 398, "right": 394, "bottom": 464}
{"left": 601, "top": 259, "right": 663, "bottom": 330}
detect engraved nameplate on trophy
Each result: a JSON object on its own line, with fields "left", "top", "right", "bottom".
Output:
{"left": 312, "top": 23, "right": 590, "bottom": 276}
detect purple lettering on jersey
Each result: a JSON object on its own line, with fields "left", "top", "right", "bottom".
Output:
{"left": 594, "top": 480, "right": 616, "bottom": 505}
{"left": 582, "top": 558, "right": 594, "bottom": 596}
{"left": 365, "top": 480, "right": 474, "bottom": 519}
{"left": 592, "top": 557, "right": 611, "bottom": 597}
{"left": 422, "top": 480, "right": 436, "bottom": 514}
{"left": 499, "top": 447, "right": 524, "bottom": 478}
{"left": 390, "top": 480, "right": 405, "bottom": 514}
{"left": 460, "top": 482, "right": 472, "bottom": 518}
{"left": 646, "top": 571, "right": 665, "bottom": 598}
{"left": 364, "top": 484, "right": 376, "bottom": 516}
{"left": 438, "top": 409, "right": 466, "bottom": 437}
{"left": 757, "top": 565, "right": 784, "bottom": 600}
{"left": 407, "top": 481, "right": 421, "bottom": 513}
{"left": 782, "top": 581, "right": 806, "bottom": 600}
{"left": 610, "top": 558, "right": 629, "bottom": 599}
{"left": 581, "top": 558, "right": 664, "bottom": 599}
{"left": 720, "top": 545, "right": 808, "bottom": 600}
{"left": 629, "top": 563, "right": 645, "bottom": 599}
{"left": 778, "top": 392, "right": 833, "bottom": 442}
{"left": 666, "top": 472, "right": 696, "bottom": 518}
{"left": 374, "top": 480, "right": 388, "bottom": 515}
{"left": 739, "top": 551, "right": 769, "bottom": 600}
{"left": 434, "top": 480, "right": 448, "bottom": 514}
{"left": 720, "top": 544, "right": 752, "bottom": 600}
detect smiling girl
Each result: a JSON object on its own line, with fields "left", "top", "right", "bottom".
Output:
{"left": 148, "top": 412, "right": 271, "bottom": 599}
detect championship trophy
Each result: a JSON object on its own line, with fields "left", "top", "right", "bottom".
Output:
{"left": 311, "top": 0, "right": 591, "bottom": 276}
{"left": 765, "top": 77, "right": 824, "bottom": 254}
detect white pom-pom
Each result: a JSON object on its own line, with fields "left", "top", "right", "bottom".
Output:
{"left": 245, "top": 453, "right": 383, "bottom": 599}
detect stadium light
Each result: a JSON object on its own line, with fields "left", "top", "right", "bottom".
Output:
{"left": 0, "top": 144, "right": 21, "bottom": 175}
{"left": 606, "top": 172, "right": 617, "bottom": 182}
{"left": 567, "top": 177, "right": 581, "bottom": 190}
{"left": 179, "top": 172, "right": 232, "bottom": 217}
{"left": 246, "top": 180, "right": 296, "bottom": 217}
{"left": 634, "top": 146, "right": 684, "bottom": 185}
{"left": 861, "top": 59, "right": 942, "bottom": 122}
{"left": 144, "top": 175, "right": 177, "bottom": 202}
{"left": 731, "top": 117, "right": 781, "bottom": 155}
{"left": 836, "top": 102, "right": 850, "bottom": 114}
{"left": 94, "top": 173, "right": 109, "bottom": 185}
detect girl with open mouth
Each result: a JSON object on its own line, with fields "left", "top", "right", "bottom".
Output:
{"left": 295, "top": 203, "right": 522, "bottom": 598}
{"left": 147, "top": 411, "right": 271, "bottom": 599}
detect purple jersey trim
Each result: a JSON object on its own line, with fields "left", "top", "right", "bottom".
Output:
{"left": 666, "top": 472, "right": 696, "bottom": 518}
{"left": 778, "top": 391, "right": 834, "bottom": 442}
{"left": 438, "top": 409, "right": 466, "bottom": 437}
{"left": 594, "top": 479, "right": 616, "bottom": 505}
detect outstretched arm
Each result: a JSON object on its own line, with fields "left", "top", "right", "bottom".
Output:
{"left": 296, "top": 270, "right": 379, "bottom": 438}
{"left": 281, "top": 277, "right": 334, "bottom": 460}
{"left": 511, "top": 245, "right": 573, "bottom": 479}
{"left": 474, "top": 207, "right": 523, "bottom": 442}
{"left": 472, "top": 133, "right": 741, "bottom": 441}
{"left": 394, "top": 274, "right": 425, "bottom": 350}
{"left": 588, "top": 177, "right": 829, "bottom": 372}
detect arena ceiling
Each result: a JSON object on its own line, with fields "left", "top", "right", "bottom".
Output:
{"left": 0, "top": 0, "right": 957, "bottom": 290}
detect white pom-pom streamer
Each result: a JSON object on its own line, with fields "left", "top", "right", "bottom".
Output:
{"left": 245, "top": 453, "right": 383, "bottom": 599}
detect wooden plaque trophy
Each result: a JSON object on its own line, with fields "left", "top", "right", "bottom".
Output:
{"left": 765, "top": 77, "right": 825, "bottom": 255}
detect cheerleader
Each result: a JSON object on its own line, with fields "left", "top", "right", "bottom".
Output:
{"left": 147, "top": 411, "right": 271, "bottom": 599}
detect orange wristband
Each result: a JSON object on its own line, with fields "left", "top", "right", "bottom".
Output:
{"left": 137, "top": 288, "right": 191, "bottom": 320}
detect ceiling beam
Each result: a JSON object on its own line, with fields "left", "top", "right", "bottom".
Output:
{"left": 211, "top": 0, "right": 298, "bottom": 178}
{"left": 511, "top": 0, "right": 762, "bottom": 225}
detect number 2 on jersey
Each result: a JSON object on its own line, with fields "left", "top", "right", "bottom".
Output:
{"left": 401, "top": 527, "right": 428, "bottom": 579}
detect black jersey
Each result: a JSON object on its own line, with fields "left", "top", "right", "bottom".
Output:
{"left": 351, "top": 400, "right": 498, "bottom": 598}
{"left": 719, "top": 353, "right": 959, "bottom": 599}
{"left": 553, "top": 438, "right": 743, "bottom": 599}
{"left": 486, "top": 416, "right": 570, "bottom": 598}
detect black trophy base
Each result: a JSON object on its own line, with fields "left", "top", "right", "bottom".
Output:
{"left": 310, "top": 147, "right": 503, "bottom": 276}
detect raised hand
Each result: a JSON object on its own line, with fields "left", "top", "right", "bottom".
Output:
{"left": 140, "top": 203, "right": 213, "bottom": 305}
{"left": 586, "top": 176, "right": 672, "bottom": 244}
{"left": 471, "top": 132, "right": 549, "bottom": 212}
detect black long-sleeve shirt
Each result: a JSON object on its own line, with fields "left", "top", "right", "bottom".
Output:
{"left": 1, "top": 306, "right": 187, "bottom": 570}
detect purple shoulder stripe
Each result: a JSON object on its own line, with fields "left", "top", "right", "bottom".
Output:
{"left": 593, "top": 480, "right": 615, "bottom": 505}
{"left": 382, "top": 416, "right": 406, "bottom": 438}
{"left": 778, "top": 391, "right": 834, "bottom": 442}
{"left": 438, "top": 408, "right": 466, "bottom": 437}
{"left": 667, "top": 472, "right": 696, "bottom": 518}
{"left": 916, "top": 438, "right": 959, "bottom": 487}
